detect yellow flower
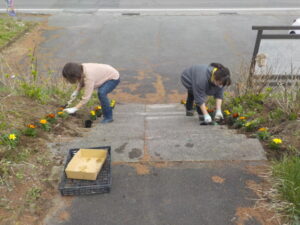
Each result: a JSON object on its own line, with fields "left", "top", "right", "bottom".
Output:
{"left": 111, "top": 99, "right": 116, "bottom": 103}
{"left": 239, "top": 116, "right": 246, "bottom": 120}
{"left": 90, "top": 110, "right": 96, "bottom": 116}
{"left": 224, "top": 110, "right": 231, "bottom": 115}
{"left": 57, "top": 111, "right": 64, "bottom": 115}
{"left": 9, "top": 134, "right": 16, "bottom": 140}
{"left": 272, "top": 138, "right": 282, "bottom": 144}
{"left": 95, "top": 106, "right": 102, "bottom": 110}
{"left": 40, "top": 119, "right": 47, "bottom": 124}
{"left": 258, "top": 127, "right": 267, "bottom": 132}
{"left": 245, "top": 122, "right": 252, "bottom": 127}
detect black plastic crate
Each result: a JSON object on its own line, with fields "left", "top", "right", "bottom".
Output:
{"left": 58, "top": 146, "right": 112, "bottom": 196}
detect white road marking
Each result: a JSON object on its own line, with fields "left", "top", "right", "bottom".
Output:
{"left": 0, "top": 7, "right": 300, "bottom": 14}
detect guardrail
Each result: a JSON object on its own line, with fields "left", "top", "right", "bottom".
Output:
{"left": 250, "top": 26, "right": 300, "bottom": 77}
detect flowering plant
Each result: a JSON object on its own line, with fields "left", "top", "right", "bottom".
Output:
{"left": 233, "top": 116, "right": 247, "bottom": 129}
{"left": 24, "top": 124, "right": 37, "bottom": 137}
{"left": 94, "top": 106, "right": 102, "bottom": 117}
{"left": 90, "top": 110, "right": 97, "bottom": 120}
{"left": 269, "top": 138, "right": 282, "bottom": 150}
{"left": 40, "top": 119, "right": 51, "bottom": 131}
{"left": 1, "top": 133, "right": 19, "bottom": 148}
{"left": 223, "top": 110, "right": 231, "bottom": 116}
{"left": 46, "top": 113, "right": 57, "bottom": 124}
{"left": 57, "top": 111, "right": 68, "bottom": 119}
{"left": 256, "top": 127, "right": 270, "bottom": 140}
{"left": 232, "top": 113, "right": 239, "bottom": 118}
{"left": 110, "top": 99, "right": 116, "bottom": 108}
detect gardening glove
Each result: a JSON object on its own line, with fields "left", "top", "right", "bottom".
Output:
{"left": 70, "top": 90, "right": 79, "bottom": 101}
{"left": 215, "top": 109, "right": 224, "bottom": 120}
{"left": 204, "top": 114, "right": 212, "bottom": 123}
{"left": 64, "top": 107, "right": 78, "bottom": 114}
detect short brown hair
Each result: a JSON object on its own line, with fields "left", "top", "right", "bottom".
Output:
{"left": 62, "top": 62, "right": 83, "bottom": 84}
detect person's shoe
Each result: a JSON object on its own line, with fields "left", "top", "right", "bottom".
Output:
{"left": 199, "top": 115, "right": 204, "bottom": 121}
{"left": 186, "top": 110, "right": 194, "bottom": 116}
{"left": 100, "top": 118, "right": 113, "bottom": 124}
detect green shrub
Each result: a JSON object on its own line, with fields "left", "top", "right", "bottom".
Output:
{"left": 19, "top": 82, "right": 49, "bottom": 104}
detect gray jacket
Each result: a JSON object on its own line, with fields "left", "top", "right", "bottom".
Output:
{"left": 181, "top": 65, "right": 224, "bottom": 105}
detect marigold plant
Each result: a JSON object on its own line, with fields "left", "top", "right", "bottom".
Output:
{"left": 46, "top": 113, "right": 57, "bottom": 124}
{"left": 224, "top": 110, "right": 231, "bottom": 116}
{"left": 90, "top": 110, "right": 97, "bottom": 120}
{"left": 110, "top": 99, "right": 116, "bottom": 108}
{"left": 94, "top": 106, "right": 102, "bottom": 117}
{"left": 57, "top": 111, "right": 68, "bottom": 119}
{"left": 1, "top": 133, "right": 19, "bottom": 149}
{"left": 40, "top": 119, "right": 51, "bottom": 131}
{"left": 24, "top": 124, "right": 37, "bottom": 137}
{"left": 269, "top": 138, "right": 283, "bottom": 150}
{"left": 256, "top": 127, "right": 270, "bottom": 141}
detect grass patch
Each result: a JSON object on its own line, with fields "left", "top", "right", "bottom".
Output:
{"left": 272, "top": 156, "right": 300, "bottom": 223}
{"left": 0, "top": 16, "right": 34, "bottom": 48}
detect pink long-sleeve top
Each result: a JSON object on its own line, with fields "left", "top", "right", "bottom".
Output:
{"left": 75, "top": 63, "right": 120, "bottom": 109}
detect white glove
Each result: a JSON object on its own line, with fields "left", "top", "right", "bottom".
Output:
{"left": 63, "top": 107, "right": 78, "bottom": 114}
{"left": 70, "top": 90, "right": 79, "bottom": 101}
{"left": 215, "top": 109, "right": 224, "bottom": 120}
{"left": 204, "top": 114, "right": 212, "bottom": 123}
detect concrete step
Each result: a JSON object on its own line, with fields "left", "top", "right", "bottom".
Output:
{"left": 51, "top": 104, "right": 266, "bottom": 162}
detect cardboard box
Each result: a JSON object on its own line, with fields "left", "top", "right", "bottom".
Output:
{"left": 65, "top": 149, "right": 108, "bottom": 180}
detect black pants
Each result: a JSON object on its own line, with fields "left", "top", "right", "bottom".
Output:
{"left": 186, "top": 91, "right": 202, "bottom": 115}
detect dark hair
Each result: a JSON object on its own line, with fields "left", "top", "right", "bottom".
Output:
{"left": 210, "top": 63, "right": 231, "bottom": 86}
{"left": 62, "top": 62, "right": 83, "bottom": 84}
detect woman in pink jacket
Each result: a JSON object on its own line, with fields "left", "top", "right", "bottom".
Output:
{"left": 62, "top": 62, "right": 120, "bottom": 124}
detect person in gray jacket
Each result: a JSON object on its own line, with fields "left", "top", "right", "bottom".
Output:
{"left": 181, "top": 63, "right": 231, "bottom": 123}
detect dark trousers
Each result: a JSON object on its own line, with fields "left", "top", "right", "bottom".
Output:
{"left": 186, "top": 91, "right": 202, "bottom": 115}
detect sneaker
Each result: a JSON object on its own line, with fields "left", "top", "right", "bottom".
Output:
{"left": 186, "top": 110, "right": 194, "bottom": 116}
{"left": 100, "top": 118, "right": 113, "bottom": 124}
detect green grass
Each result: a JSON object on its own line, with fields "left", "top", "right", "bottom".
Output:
{"left": 272, "top": 156, "right": 300, "bottom": 223}
{"left": 0, "top": 16, "right": 33, "bottom": 48}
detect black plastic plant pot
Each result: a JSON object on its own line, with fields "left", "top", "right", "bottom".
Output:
{"left": 84, "top": 120, "right": 93, "bottom": 128}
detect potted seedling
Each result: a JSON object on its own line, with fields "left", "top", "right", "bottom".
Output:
{"left": 84, "top": 119, "right": 93, "bottom": 128}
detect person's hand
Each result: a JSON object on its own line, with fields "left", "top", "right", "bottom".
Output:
{"left": 70, "top": 90, "right": 79, "bottom": 101}
{"left": 204, "top": 114, "right": 212, "bottom": 123}
{"left": 215, "top": 109, "right": 224, "bottom": 120}
{"left": 64, "top": 107, "right": 78, "bottom": 114}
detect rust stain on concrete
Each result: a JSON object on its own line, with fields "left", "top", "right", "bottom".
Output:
{"left": 58, "top": 211, "right": 70, "bottom": 221}
{"left": 211, "top": 176, "right": 225, "bottom": 184}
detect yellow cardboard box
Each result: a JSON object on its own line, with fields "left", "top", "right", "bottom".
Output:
{"left": 65, "top": 149, "right": 108, "bottom": 180}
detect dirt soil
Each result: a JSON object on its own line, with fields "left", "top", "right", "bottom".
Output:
{"left": 0, "top": 18, "right": 93, "bottom": 225}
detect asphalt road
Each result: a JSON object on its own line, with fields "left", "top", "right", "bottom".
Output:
{"left": 9, "top": 0, "right": 300, "bottom": 9}
{"left": 27, "top": 11, "right": 298, "bottom": 103}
